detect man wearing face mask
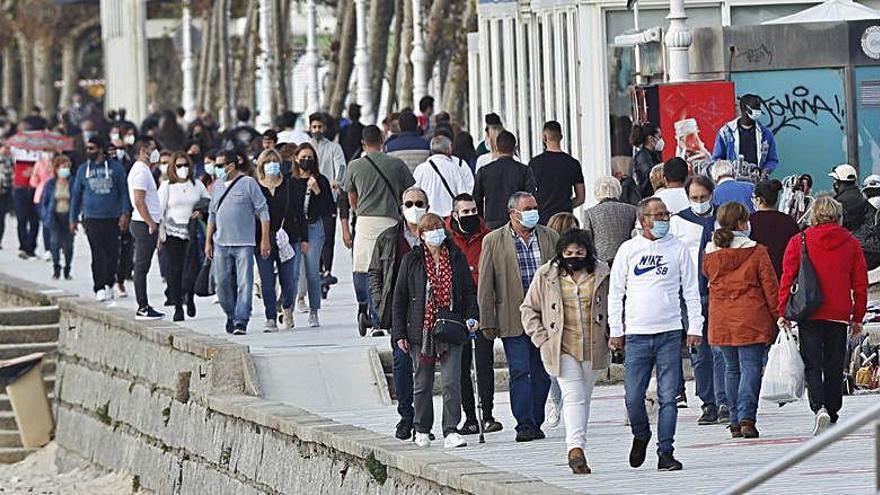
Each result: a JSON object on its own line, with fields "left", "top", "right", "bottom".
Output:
{"left": 446, "top": 193, "right": 503, "bottom": 435}
{"left": 712, "top": 94, "right": 778, "bottom": 176}
{"left": 669, "top": 175, "right": 729, "bottom": 424}
{"left": 478, "top": 192, "right": 558, "bottom": 442}
{"left": 369, "top": 186, "right": 430, "bottom": 439}
{"left": 609, "top": 197, "right": 703, "bottom": 472}
{"left": 127, "top": 139, "right": 164, "bottom": 319}
{"left": 830, "top": 164, "right": 871, "bottom": 232}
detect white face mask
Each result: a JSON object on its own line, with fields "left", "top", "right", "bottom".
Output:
{"left": 402, "top": 206, "right": 427, "bottom": 225}
{"left": 176, "top": 166, "right": 189, "bottom": 179}
{"left": 690, "top": 200, "right": 712, "bottom": 215}
{"left": 149, "top": 149, "right": 160, "bottom": 164}
{"left": 654, "top": 137, "right": 665, "bottom": 152}
{"left": 747, "top": 107, "right": 763, "bottom": 121}
{"left": 123, "top": 134, "right": 136, "bottom": 145}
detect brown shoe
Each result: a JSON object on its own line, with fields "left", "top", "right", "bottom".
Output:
{"left": 741, "top": 420, "right": 759, "bottom": 439}
{"left": 729, "top": 424, "right": 743, "bottom": 438}
{"left": 568, "top": 448, "right": 591, "bottom": 475}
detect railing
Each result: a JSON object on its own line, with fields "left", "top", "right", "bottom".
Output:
{"left": 720, "top": 401, "right": 880, "bottom": 494}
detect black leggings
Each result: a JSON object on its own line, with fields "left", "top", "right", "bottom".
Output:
{"left": 84, "top": 218, "right": 120, "bottom": 292}
{"left": 163, "top": 236, "right": 189, "bottom": 307}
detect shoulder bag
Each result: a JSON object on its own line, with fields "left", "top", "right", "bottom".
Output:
{"left": 429, "top": 283, "right": 468, "bottom": 345}
{"left": 784, "top": 232, "right": 825, "bottom": 321}
{"left": 428, "top": 159, "right": 456, "bottom": 200}
{"left": 364, "top": 155, "right": 399, "bottom": 204}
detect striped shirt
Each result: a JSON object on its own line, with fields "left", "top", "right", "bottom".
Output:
{"left": 512, "top": 229, "right": 542, "bottom": 294}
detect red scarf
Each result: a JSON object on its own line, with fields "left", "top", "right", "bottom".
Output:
{"left": 422, "top": 247, "right": 452, "bottom": 363}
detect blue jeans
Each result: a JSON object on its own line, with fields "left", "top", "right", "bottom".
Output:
{"left": 625, "top": 330, "right": 684, "bottom": 454}
{"left": 719, "top": 344, "right": 766, "bottom": 425}
{"left": 213, "top": 245, "right": 254, "bottom": 328}
{"left": 690, "top": 309, "right": 727, "bottom": 411}
{"left": 301, "top": 221, "right": 325, "bottom": 310}
{"left": 13, "top": 187, "right": 38, "bottom": 255}
{"left": 352, "top": 272, "right": 378, "bottom": 326}
{"left": 49, "top": 213, "right": 73, "bottom": 273}
{"left": 392, "top": 341, "right": 414, "bottom": 422}
{"left": 255, "top": 249, "right": 297, "bottom": 322}
{"left": 502, "top": 333, "right": 551, "bottom": 432}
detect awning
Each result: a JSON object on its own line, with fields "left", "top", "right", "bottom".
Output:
{"left": 763, "top": 0, "right": 880, "bottom": 24}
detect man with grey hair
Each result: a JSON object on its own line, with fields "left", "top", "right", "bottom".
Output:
{"left": 413, "top": 136, "right": 474, "bottom": 217}
{"left": 711, "top": 159, "right": 755, "bottom": 213}
{"left": 478, "top": 191, "right": 558, "bottom": 442}
{"left": 583, "top": 176, "right": 638, "bottom": 263}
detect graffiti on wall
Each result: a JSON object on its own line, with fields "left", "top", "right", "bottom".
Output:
{"left": 760, "top": 85, "right": 846, "bottom": 135}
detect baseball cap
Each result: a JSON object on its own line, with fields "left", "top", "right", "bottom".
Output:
{"left": 829, "top": 164, "right": 857, "bottom": 181}
{"left": 863, "top": 174, "right": 880, "bottom": 190}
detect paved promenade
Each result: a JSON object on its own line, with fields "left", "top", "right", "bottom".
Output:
{"left": 0, "top": 220, "right": 876, "bottom": 494}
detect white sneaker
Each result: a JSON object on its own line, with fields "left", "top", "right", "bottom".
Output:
{"left": 443, "top": 432, "right": 467, "bottom": 449}
{"left": 95, "top": 289, "right": 108, "bottom": 302}
{"left": 813, "top": 407, "right": 831, "bottom": 436}
{"left": 546, "top": 399, "right": 561, "bottom": 428}
{"left": 297, "top": 297, "right": 308, "bottom": 313}
{"left": 281, "top": 307, "right": 294, "bottom": 330}
{"left": 264, "top": 320, "right": 278, "bottom": 333}
{"left": 414, "top": 433, "right": 431, "bottom": 448}
{"left": 105, "top": 285, "right": 115, "bottom": 300}
{"left": 42, "top": 251, "right": 52, "bottom": 262}
{"left": 308, "top": 310, "right": 320, "bottom": 328}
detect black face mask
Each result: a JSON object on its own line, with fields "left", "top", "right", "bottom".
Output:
{"left": 188, "top": 153, "right": 201, "bottom": 162}
{"left": 561, "top": 256, "right": 590, "bottom": 273}
{"left": 299, "top": 158, "right": 316, "bottom": 172}
{"left": 456, "top": 214, "right": 481, "bottom": 234}
{"left": 86, "top": 151, "right": 99, "bottom": 162}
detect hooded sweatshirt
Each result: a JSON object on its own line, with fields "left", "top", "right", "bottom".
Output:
{"left": 70, "top": 159, "right": 130, "bottom": 221}
{"left": 446, "top": 214, "right": 490, "bottom": 286}
{"left": 778, "top": 223, "right": 868, "bottom": 323}
{"left": 703, "top": 236, "right": 778, "bottom": 346}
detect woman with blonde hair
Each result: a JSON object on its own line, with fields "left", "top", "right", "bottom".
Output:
{"left": 253, "top": 148, "right": 307, "bottom": 330}
{"left": 158, "top": 152, "right": 211, "bottom": 321}
{"left": 547, "top": 212, "right": 579, "bottom": 235}
{"left": 703, "top": 201, "right": 778, "bottom": 439}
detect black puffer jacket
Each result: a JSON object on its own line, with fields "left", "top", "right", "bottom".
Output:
{"left": 391, "top": 241, "right": 479, "bottom": 345}
{"left": 834, "top": 182, "right": 872, "bottom": 232}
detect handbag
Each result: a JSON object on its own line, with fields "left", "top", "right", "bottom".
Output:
{"left": 784, "top": 232, "right": 825, "bottom": 321}
{"left": 193, "top": 258, "right": 213, "bottom": 297}
{"left": 430, "top": 285, "right": 467, "bottom": 345}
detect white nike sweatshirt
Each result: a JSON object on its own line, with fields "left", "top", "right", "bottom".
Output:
{"left": 608, "top": 234, "right": 703, "bottom": 338}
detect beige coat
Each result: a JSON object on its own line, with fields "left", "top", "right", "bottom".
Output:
{"left": 521, "top": 261, "right": 611, "bottom": 376}
{"left": 478, "top": 223, "right": 558, "bottom": 338}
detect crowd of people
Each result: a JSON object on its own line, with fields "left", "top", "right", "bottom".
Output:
{"left": 0, "top": 94, "right": 870, "bottom": 476}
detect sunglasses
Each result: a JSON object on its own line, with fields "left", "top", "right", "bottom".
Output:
{"left": 404, "top": 200, "right": 426, "bottom": 208}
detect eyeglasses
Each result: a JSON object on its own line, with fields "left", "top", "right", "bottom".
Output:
{"left": 644, "top": 211, "right": 672, "bottom": 219}
{"left": 403, "top": 200, "right": 426, "bottom": 208}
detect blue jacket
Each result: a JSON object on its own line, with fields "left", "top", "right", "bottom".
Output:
{"left": 39, "top": 178, "right": 69, "bottom": 230}
{"left": 385, "top": 131, "right": 429, "bottom": 152}
{"left": 70, "top": 159, "right": 130, "bottom": 221}
{"left": 712, "top": 119, "right": 778, "bottom": 173}
{"left": 713, "top": 179, "right": 755, "bottom": 214}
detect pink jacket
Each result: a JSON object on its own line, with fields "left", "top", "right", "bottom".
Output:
{"left": 29, "top": 158, "right": 54, "bottom": 204}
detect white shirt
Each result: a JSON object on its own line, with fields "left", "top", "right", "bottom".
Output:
{"left": 311, "top": 137, "right": 346, "bottom": 185}
{"left": 127, "top": 161, "right": 161, "bottom": 222}
{"left": 277, "top": 129, "right": 311, "bottom": 146}
{"left": 158, "top": 180, "right": 210, "bottom": 225}
{"left": 654, "top": 187, "right": 689, "bottom": 215}
{"left": 413, "top": 154, "right": 475, "bottom": 217}
{"left": 608, "top": 234, "right": 703, "bottom": 338}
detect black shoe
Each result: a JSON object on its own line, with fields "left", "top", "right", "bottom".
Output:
{"left": 322, "top": 273, "right": 338, "bottom": 285}
{"left": 321, "top": 284, "right": 330, "bottom": 300}
{"left": 357, "top": 311, "right": 369, "bottom": 337}
{"left": 232, "top": 324, "right": 247, "bottom": 335}
{"left": 51, "top": 271, "right": 60, "bottom": 281}
{"left": 675, "top": 392, "right": 688, "bottom": 409}
{"left": 717, "top": 405, "right": 731, "bottom": 424}
{"left": 515, "top": 427, "right": 538, "bottom": 443}
{"left": 64, "top": 268, "right": 71, "bottom": 280}
{"left": 395, "top": 420, "right": 413, "bottom": 440}
{"left": 428, "top": 432, "right": 436, "bottom": 441}
{"left": 458, "top": 421, "right": 480, "bottom": 435}
{"left": 697, "top": 406, "right": 718, "bottom": 425}
{"left": 186, "top": 293, "right": 196, "bottom": 318}
{"left": 658, "top": 452, "right": 683, "bottom": 471}
{"left": 483, "top": 418, "right": 503, "bottom": 433}
{"left": 163, "top": 298, "right": 173, "bottom": 307}
{"left": 173, "top": 306, "right": 184, "bottom": 322}
{"left": 371, "top": 329, "right": 386, "bottom": 337}
{"left": 135, "top": 306, "right": 165, "bottom": 320}
{"left": 225, "top": 319, "right": 234, "bottom": 334}
{"left": 629, "top": 436, "right": 650, "bottom": 468}
{"left": 534, "top": 428, "right": 546, "bottom": 440}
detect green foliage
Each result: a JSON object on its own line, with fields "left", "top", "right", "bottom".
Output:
{"left": 365, "top": 452, "right": 387, "bottom": 485}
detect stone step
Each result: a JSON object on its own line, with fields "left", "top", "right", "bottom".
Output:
{"left": 0, "top": 342, "right": 57, "bottom": 361}
{"left": 0, "top": 429, "right": 21, "bottom": 448}
{"left": 0, "top": 447, "right": 37, "bottom": 464}
{"left": 0, "top": 307, "right": 59, "bottom": 326}
{"left": 0, "top": 411, "right": 17, "bottom": 430}
{"left": 0, "top": 324, "right": 59, "bottom": 344}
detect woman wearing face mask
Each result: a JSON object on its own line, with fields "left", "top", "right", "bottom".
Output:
{"left": 157, "top": 152, "right": 211, "bottom": 322}
{"left": 392, "top": 213, "right": 479, "bottom": 450}
{"left": 39, "top": 156, "right": 76, "bottom": 280}
{"left": 521, "top": 229, "right": 609, "bottom": 475}
{"left": 290, "top": 143, "right": 334, "bottom": 327}
{"left": 252, "top": 149, "right": 307, "bottom": 331}
{"left": 703, "top": 202, "right": 778, "bottom": 439}
{"left": 629, "top": 123, "right": 663, "bottom": 199}
{"left": 201, "top": 150, "right": 217, "bottom": 192}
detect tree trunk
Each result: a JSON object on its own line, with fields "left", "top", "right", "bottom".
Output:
{"left": 323, "top": 1, "right": 349, "bottom": 110}
{"left": 272, "top": 0, "right": 287, "bottom": 115}
{"left": 217, "top": 0, "right": 232, "bottom": 128}
{"left": 203, "top": 4, "right": 220, "bottom": 116}
{"left": 236, "top": 0, "right": 257, "bottom": 111}
{"left": 328, "top": 0, "right": 356, "bottom": 117}
{"left": 1, "top": 44, "right": 14, "bottom": 109}
{"left": 59, "top": 18, "right": 100, "bottom": 109}
{"left": 441, "top": 0, "right": 474, "bottom": 122}
{"left": 385, "top": 0, "right": 404, "bottom": 116}
{"left": 399, "top": 0, "right": 413, "bottom": 111}
{"left": 195, "top": 9, "right": 211, "bottom": 112}
{"left": 15, "top": 33, "right": 34, "bottom": 117}
{"left": 423, "top": 0, "right": 451, "bottom": 88}
{"left": 367, "top": 0, "right": 394, "bottom": 116}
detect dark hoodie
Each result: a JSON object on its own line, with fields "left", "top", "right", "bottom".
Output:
{"left": 834, "top": 181, "right": 872, "bottom": 232}
{"left": 778, "top": 223, "right": 868, "bottom": 323}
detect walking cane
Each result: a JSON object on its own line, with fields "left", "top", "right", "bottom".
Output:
{"left": 467, "top": 319, "right": 485, "bottom": 444}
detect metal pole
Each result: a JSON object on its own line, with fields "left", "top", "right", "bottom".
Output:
{"left": 721, "top": 403, "right": 880, "bottom": 494}
{"left": 665, "top": 0, "right": 692, "bottom": 82}
{"left": 411, "top": 0, "right": 428, "bottom": 109}
{"left": 304, "top": 0, "right": 320, "bottom": 114}
{"left": 353, "top": 0, "right": 374, "bottom": 124}
{"left": 181, "top": 0, "right": 196, "bottom": 121}
{"left": 633, "top": 1, "right": 643, "bottom": 86}
{"left": 256, "top": 0, "right": 274, "bottom": 129}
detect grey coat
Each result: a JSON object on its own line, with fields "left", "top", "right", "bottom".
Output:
{"left": 583, "top": 199, "right": 637, "bottom": 264}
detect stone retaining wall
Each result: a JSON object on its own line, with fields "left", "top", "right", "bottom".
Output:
{"left": 0, "top": 275, "right": 569, "bottom": 495}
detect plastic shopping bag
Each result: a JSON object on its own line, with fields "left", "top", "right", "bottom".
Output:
{"left": 760, "top": 328, "right": 806, "bottom": 405}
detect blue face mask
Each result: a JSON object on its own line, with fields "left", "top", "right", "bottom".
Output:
{"left": 215, "top": 167, "right": 228, "bottom": 182}
{"left": 265, "top": 161, "right": 281, "bottom": 176}
{"left": 734, "top": 222, "right": 752, "bottom": 238}
{"left": 518, "top": 209, "right": 540, "bottom": 229}
{"left": 423, "top": 228, "right": 447, "bottom": 247}
{"left": 204, "top": 163, "right": 215, "bottom": 176}
{"left": 651, "top": 220, "right": 670, "bottom": 239}
{"left": 57, "top": 168, "right": 71, "bottom": 179}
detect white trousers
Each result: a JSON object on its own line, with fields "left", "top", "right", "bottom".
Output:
{"left": 556, "top": 353, "right": 598, "bottom": 451}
